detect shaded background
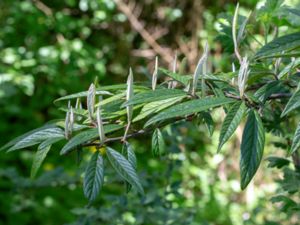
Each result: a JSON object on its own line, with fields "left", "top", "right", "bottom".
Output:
{"left": 0, "top": 0, "right": 299, "bottom": 224}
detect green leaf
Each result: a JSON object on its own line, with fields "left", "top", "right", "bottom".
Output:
{"left": 290, "top": 122, "right": 300, "bottom": 155}
{"left": 133, "top": 96, "right": 184, "bottom": 122}
{"left": 123, "top": 89, "right": 187, "bottom": 107}
{"left": 123, "top": 142, "right": 137, "bottom": 169}
{"left": 201, "top": 112, "right": 215, "bottom": 137}
{"left": 254, "top": 81, "right": 284, "bottom": 103}
{"left": 278, "top": 58, "right": 300, "bottom": 79}
{"left": 54, "top": 90, "right": 112, "bottom": 103}
{"left": 106, "top": 147, "right": 144, "bottom": 195}
{"left": 218, "top": 101, "right": 246, "bottom": 152}
{"left": 240, "top": 110, "right": 265, "bottom": 190}
{"left": 281, "top": 83, "right": 300, "bottom": 117}
{"left": 151, "top": 129, "right": 166, "bottom": 156}
{"left": 145, "top": 97, "right": 236, "bottom": 127}
{"left": 60, "top": 124, "right": 123, "bottom": 155}
{"left": 159, "top": 68, "right": 191, "bottom": 86}
{"left": 0, "top": 124, "right": 57, "bottom": 151}
{"left": 30, "top": 137, "right": 63, "bottom": 178}
{"left": 7, "top": 127, "right": 64, "bottom": 152}
{"left": 83, "top": 151, "right": 104, "bottom": 202}
{"left": 266, "top": 156, "right": 290, "bottom": 169}
{"left": 31, "top": 142, "right": 52, "bottom": 178}
{"left": 255, "top": 32, "right": 300, "bottom": 59}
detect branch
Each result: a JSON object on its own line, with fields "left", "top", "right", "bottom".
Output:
{"left": 113, "top": 0, "right": 173, "bottom": 63}
{"left": 32, "top": 0, "right": 53, "bottom": 17}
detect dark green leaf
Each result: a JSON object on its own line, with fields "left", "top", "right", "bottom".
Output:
{"left": 145, "top": 97, "right": 236, "bottom": 127}
{"left": 290, "top": 122, "right": 300, "bottom": 155}
{"left": 281, "top": 83, "right": 300, "bottom": 117}
{"left": 106, "top": 147, "right": 144, "bottom": 195}
{"left": 218, "top": 101, "right": 246, "bottom": 152}
{"left": 254, "top": 81, "right": 284, "bottom": 103}
{"left": 201, "top": 112, "right": 215, "bottom": 137}
{"left": 266, "top": 156, "right": 290, "bottom": 169}
{"left": 255, "top": 32, "right": 300, "bottom": 59}
{"left": 240, "top": 110, "right": 265, "bottom": 190}
{"left": 60, "top": 124, "right": 123, "bottom": 155}
{"left": 83, "top": 151, "right": 104, "bottom": 202}
{"left": 151, "top": 129, "right": 166, "bottom": 156}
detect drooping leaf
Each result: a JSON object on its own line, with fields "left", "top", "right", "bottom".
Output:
{"left": 218, "top": 101, "right": 246, "bottom": 152}
{"left": 60, "top": 124, "right": 123, "bottom": 155}
{"left": 123, "top": 142, "right": 137, "bottom": 169}
{"left": 240, "top": 110, "right": 265, "bottom": 190}
{"left": 290, "top": 122, "right": 300, "bottom": 155}
{"left": 145, "top": 97, "right": 236, "bottom": 127}
{"left": 83, "top": 151, "right": 104, "bottom": 202}
{"left": 255, "top": 32, "right": 300, "bottom": 59}
{"left": 30, "top": 137, "right": 62, "bottom": 179}
{"left": 151, "top": 129, "right": 166, "bottom": 156}
{"left": 123, "top": 89, "right": 187, "bottom": 107}
{"left": 7, "top": 127, "right": 64, "bottom": 152}
{"left": 159, "top": 68, "right": 191, "bottom": 86}
{"left": 106, "top": 147, "right": 144, "bottom": 195}
{"left": 133, "top": 96, "right": 185, "bottom": 122}
{"left": 201, "top": 112, "right": 215, "bottom": 137}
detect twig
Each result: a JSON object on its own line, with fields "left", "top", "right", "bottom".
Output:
{"left": 114, "top": 0, "right": 173, "bottom": 64}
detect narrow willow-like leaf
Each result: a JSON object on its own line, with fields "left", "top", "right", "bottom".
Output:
{"left": 218, "top": 101, "right": 246, "bottom": 152}
{"left": 240, "top": 110, "right": 265, "bottom": 190}
{"left": 7, "top": 127, "right": 64, "bottom": 152}
{"left": 145, "top": 97, "right": 236, "bottom": 127}
{"left": 133, "top": 96, "right": 184, "bottom": 122}
{"left": 106, "top": 147, "right": 144, "bottom": 195}
{"left": 30, "top": 137, "right": 62, "bottom": 179}
{"left": 255, "top": 32, "right": 300, "bottom": 59}
{"left": 60, "top": 124, "right": 123, "bottom": 155}
{"left": 126, "top": 68, "right": 134, "bottom": 122}
{"left": 152, "top": 56, "right": 158, "bottom": 90}
{"left": 124, "top": 142, "right": 137, "bottom": 169}
{"left": 123, "top": 89, "right": 187, "bottom": 107}
{"left": 83, "top": 151, "right": 104, "bottom": 202}
{"left": 290, "top": 123, "right": 300, "bottom": 155}
{"left": 0, "top": 124, "right": 58, "bottom": 151}
{"left": 201, "top": 112, "right": 214, "bottom": 137}
{"left": 87, "top": 84, "right": 96, "bottom": 121}
{"left": 237, "top": 11, "right": 251, "bottom": 44}
{"left": 281, "top": 83, "right": 300, "bottom": 117}
{"left": 151, "top": 128, "right": 165, "bottom": 156}
{"left": 254, "top": 81, "right": 284, "bottom": 103}
{"left": 159, "top": 68, "right": 191, "bottom": 86}
{"left": 54, "top": 90, "right": 112, "bottom": 103}
{"left": 278, "top": 58, "right": 300, "bottom": 79}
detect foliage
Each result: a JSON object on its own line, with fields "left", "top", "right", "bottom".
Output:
{"left": 1, "top": 0, "right": 300, "bottom": 224}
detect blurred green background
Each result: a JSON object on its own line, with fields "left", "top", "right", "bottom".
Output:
{"left": 0, "top": 0, "right": 299, "bottom": 224}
